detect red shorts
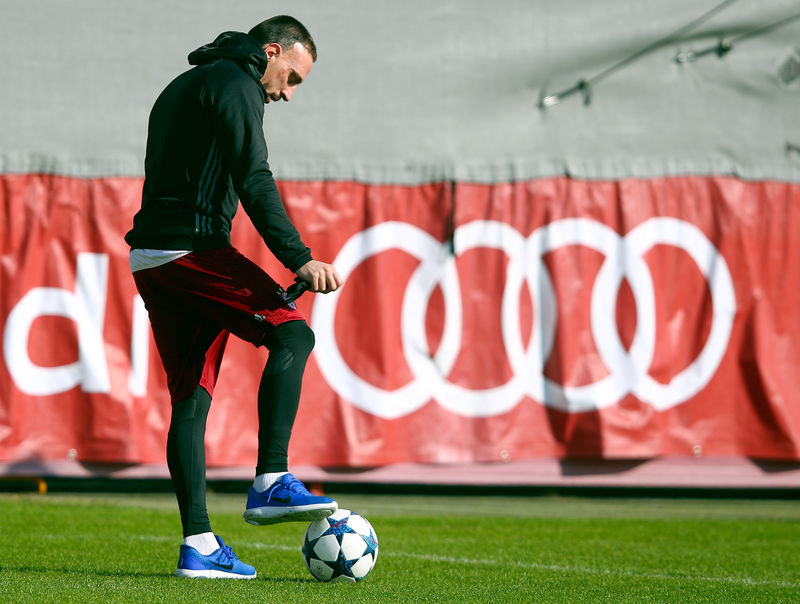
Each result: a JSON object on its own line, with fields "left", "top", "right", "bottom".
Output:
{"left": 133, "top": 246, "right": 304, "bottom": 402}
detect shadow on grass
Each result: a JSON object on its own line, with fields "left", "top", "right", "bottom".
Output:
{"left": 1, "top": 564, "right": 316, "bottom": 583}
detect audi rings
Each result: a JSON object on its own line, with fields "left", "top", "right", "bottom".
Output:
{"left": 312, "top": 219, "right": 736, "bottom": 419}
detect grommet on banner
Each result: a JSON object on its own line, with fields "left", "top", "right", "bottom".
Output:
{"left": 675, "top": 11, "right": 800, "bottom": 64}
{"left": 674, "top": 39, "right": 732, "bottom": 63}
{"left": 539, "top": 79, "right": 592, "bottom": 109}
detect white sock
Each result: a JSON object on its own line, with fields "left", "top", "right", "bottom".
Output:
{"left": 254, "top": 472, "right": 288, "bottom": 492}
{"left": 183, "top": 532, "right": 219, "bottom": 556}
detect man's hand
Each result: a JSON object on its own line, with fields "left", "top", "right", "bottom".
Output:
{"left": 295, "top": 260, "right": 343, "bottom": 294}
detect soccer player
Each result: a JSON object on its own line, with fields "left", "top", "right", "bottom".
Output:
{"left": 125, "top": 16, "right": 342, "bottom": 579}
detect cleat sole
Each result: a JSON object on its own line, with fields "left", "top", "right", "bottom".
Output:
{"left": 243, "top": 502, "right": 338, "bottom": 526}
{"left": 174, "top": 568, "right": 256, "bottom": 579}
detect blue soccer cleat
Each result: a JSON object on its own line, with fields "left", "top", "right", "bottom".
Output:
{"left": 243, "top": 473, "right": 338, "bottom": 526}
{"left": 174, "top": 535, "right": 256, "bottom": 579}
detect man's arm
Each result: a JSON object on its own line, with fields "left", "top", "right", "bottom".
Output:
{"left": 203, "top": 66, "right": 341, "bottom": 292}
{"left": 203, "top": 66, "right": 311, "bottom": 271}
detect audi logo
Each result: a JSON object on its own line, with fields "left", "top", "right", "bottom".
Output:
{"left": 312, "top": 218, "right": 736, "bottom": 419}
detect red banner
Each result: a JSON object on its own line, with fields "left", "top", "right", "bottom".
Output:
{"left": 1, "top": 174, "right": 799, "bottom": 469}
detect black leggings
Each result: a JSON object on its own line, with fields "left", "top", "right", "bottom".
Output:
{"left": 166, "top": 320, "right": 315, "bottom": 537}
{"left": 256, "top": 320, "right": 315, "bottom": 474}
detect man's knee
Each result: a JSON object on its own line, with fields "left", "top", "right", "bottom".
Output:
{"left": 169, "top": 386, "right": 212, "bottom": 424}
{"left": 282, "top": 320, "right": 315, "bottom": 355}
{"left": 263, "top": 320, "right": 315, "bottom": 374}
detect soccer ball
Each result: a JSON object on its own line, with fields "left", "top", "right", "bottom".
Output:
{"left": 301, "top": 509, "right": 379, "bottom": 582}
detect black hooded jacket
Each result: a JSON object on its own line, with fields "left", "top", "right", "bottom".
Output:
{"left": 124, "top": 31, "right": 312, "bottom": 272}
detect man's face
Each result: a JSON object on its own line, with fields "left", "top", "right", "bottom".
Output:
{"left": 260, "top": 42, "right": 314, "bottom": 103}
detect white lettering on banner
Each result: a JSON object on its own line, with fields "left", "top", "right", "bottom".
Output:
{"left": 128, "top": 294, "right": 149, "bottom": 397}
{"left": 312, "top": 219, "right": 737, "bottom": 419}
{"left": 3, "top": 253, "right": 111, "bottom": 395}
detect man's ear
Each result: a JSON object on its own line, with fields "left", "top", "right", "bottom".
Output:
{"left": 263, "top": 43, "right": 282, "bottom": 61}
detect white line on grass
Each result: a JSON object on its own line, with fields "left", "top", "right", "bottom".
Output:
{"left": 385, "top": 551, "right": 800, "bottom": 590}
{"left": 137, "top": 535, "right": 799, "bottom": 590}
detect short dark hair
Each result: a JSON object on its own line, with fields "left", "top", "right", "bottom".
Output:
{"left": 248, "top": 15, "right": 317, "bottom": 62}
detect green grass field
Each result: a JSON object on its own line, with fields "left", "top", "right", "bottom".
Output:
{"left": 0, "top": 489, "right": 798, "bottom": 602}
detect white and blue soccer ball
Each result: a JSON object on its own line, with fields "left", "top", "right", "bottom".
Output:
{"left": 301, "top": 509, "right": 379, "bottom": 582}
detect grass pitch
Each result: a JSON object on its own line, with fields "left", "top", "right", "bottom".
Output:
{"left": 0, "top": 488, "right": 798, "bottom": 602}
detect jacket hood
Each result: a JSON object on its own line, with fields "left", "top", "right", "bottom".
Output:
{"left": 188, "top": 31, "right": 268, "bottom": 95}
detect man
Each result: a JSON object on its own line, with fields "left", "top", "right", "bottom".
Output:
{"left": 125, "top": 16, "right": 342, "bottom": 579}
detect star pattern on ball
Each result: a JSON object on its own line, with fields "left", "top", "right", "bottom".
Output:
{"left": 302, "top": 510, "right": 379, "bottom": 582}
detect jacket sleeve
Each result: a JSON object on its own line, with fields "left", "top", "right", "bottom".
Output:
{"left": 201, "top": 65, "right": 312, "bottom": 271}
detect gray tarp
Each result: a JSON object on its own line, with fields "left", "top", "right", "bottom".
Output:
{"left": 1, "top": 0, "right": 799, "bottom": 184}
